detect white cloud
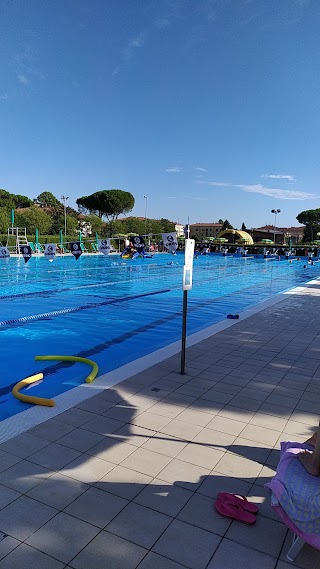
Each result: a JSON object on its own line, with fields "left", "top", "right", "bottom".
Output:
{"left": 261, "top": 174, "right": 296, "bottom": 182}
{"left": 202, "top": 181, "right": 231, "bottom": 187}
{"left": 198, "top": 180, "right": 317, "bottom": 200}
{"left": 165, "top": 166, "right": 183, "bottom": 173}
{"left": 194, "top": 167, "right": 208, "bottom": 173}
{"left": 124, "top": 32, "right": 145, "bottom": 60}
{"left": 128, "top": 33, "right": 145, "bottom": 49}
{"left": 235, "top": 183, "right": 314, "bottom": 200}
{"left": 17, "top": 74, "right": 29, "bottom": 85}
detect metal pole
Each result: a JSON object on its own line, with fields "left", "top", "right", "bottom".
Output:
{"left": 274, "top": 212, "right": 276, "bottom": 243}
{"left": 144, "top": 195, "right": 148, "bottom": 238}
{"left": 180, "top": 289, "right": 188, "bottom": 374}
{"left": 61, "top": 195, "right": 69, "bottom": 237}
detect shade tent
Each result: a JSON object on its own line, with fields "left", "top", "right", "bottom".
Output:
{"left": 211, "top": 237, "right": 229, "bottom": 243}
{"left": 255, "top": 239, "right": 275, "bottom": 246}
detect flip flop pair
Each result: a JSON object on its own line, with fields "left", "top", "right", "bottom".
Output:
{"left": 215, "top": 493, "right": 259, "bottom": 525}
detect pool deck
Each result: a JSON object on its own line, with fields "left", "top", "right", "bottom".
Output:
{"left": 0, "top": 284, "right": 320, "bottom": 567}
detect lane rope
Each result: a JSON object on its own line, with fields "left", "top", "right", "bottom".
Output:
{"left": 0, "top": 288, "right": 171, "bottom": 327}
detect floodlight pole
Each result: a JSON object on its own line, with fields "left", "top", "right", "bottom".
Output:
{"left": 61, "top": 195, "right": 69, "bottom": 237}
{"left": 271, "top": 209, "right": 281, "bottom": 243}
{"left": 144, "top": 195, "right": 148, "bottom": 239}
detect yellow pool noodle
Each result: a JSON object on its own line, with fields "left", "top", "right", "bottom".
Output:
{"left": 35, "top": 355, "right": 99, "bottom": 383}
{"left": 12, "top": 373, "right": 55, "bottom": 407}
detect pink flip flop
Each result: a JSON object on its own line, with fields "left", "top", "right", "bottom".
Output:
{"left": 217, "top": 492, "right": 259, "bottom": 514}
{"left": 214, "top": 497, "right": 256, "bottom": 525}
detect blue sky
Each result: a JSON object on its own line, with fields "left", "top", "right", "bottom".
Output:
{"left": 1, "top": 0, "right": 319, "bottom": 229}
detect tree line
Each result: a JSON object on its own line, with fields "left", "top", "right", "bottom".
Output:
{"left": 0, "top": 188, "right": 175, "bottom": 237}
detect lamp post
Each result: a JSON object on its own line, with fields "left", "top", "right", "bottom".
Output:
{"left": 61, "top": 195, "right": 69, "bottom": 237}
{"left": 271, "top": 209, "right": 281, "bottom": 244}
{"left": 143, "top": 195, "right": 148, "bottom": 238}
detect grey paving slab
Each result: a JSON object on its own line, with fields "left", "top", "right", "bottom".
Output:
{"left": 279, "top": 532, "right": 320, "bottom": 568}
{"left": 226, "top": 514, "right": 287, "bottom": 557}
{"left": 54, "top": 407, "right": 98, "bottom": 427}
{"left": 137, "top": 551, "right": 188, "bottom": 569}
{"left": 57, "top": 427, "right": 105, "bottom": 452}
{"left": 0, "top": 459, "right": 52, "bottom": 492}
{"left": 153, "top": 519, "right": 221, "bottom": 569}
{"left": 134, "top": 478, "right": 193, "bottom": 516}
{"left": 83, "top": 415, "right": 125, "bottom": 435}
{"left": 121, "top": 447, "right": 172, "bottom": 477}
{"left": 207, "top": 539, "right": 277, "bottom": 569}
{"left": 147, "top": 402, "right": 185, "bottom": 419}
{"left": 247, "top": 484, "right": 280, "bottom": 521}
{"left": 28, "top": 419, "right": 76, "bottom": 442}
{"left": 212, "top": 382, "right": 242, "bottom": 395}
{"left": 0, "top": 495, "right": 57, "bottom": 540}
{"left": 178, "top": 492, "right": 232, "bottom": 535}
{"left": 106, "top": 502, "right": 172, "bottom": 548}
{"left": 160, "top": 419, "right": 203, "bottom": 441}
{"left": 175, "top": 442, "right": 225, "bottom": 470}
{"left": 249, "top": 413, "right": 288, "bottom": 431}
{"left": 26, "top": 472, "right": 89, "bottom": 509}
{"left": 157, "top": 458, "right": 210, "bottom": 491}
{"left": 200, "top": 390, "right": 234, "bottom": 405}
{"left": 113, "top": 423, "right": 156, "bottom": 446}
{"left": 0, "top": 484, "right": 21, "bottom": 510}
{"left": 175, "top": 408, "right": 213, "bottom": 427}
{"left": 28, "top": 442, "right": 82, "bottom": 470}
{"left": 141, "top": 433, "right": 188, "bottom": 458}
{"left": 0, "top": 543, "right": 65, "bottom": 569}
{"left": 95, "top": 465, "right": 152, "bottom": 500}
{"left": 214, "top": 452, "right": 263, "bottom": 480}
{"left": 76, "top": 394, "right": 115, "bottom": 413}
{"left": 60, "top": 454, "right": 115, "bottom": 483}
{"left": 26, "top": 512, "right": 100, "bottom": 564}
{"left": 197, "top": 469, "right": 252, "bottom": 499}
{"left": 131, "top": 411, "right": 172, "bottom": 431}
{"left": 86, "top": 436, "right": 136, "bottom": 464}
{"left": 65, "top": 486, "right": 128, "bottom": 527}
{"left": 217, "top": 406, "right": 256, "bottom": 422}
{"left": 192, "top": 427, "right": 235, "bottom": 449}
{"left": 0, "top": 536, "right": 21, "bottom": 561}
{"left": 69, "top": 530, "right": 147, "bottom": 569}
{"left": 0, "top": 432, "right": 50, "bottom": 458}
{"left": 206, "top": 415, "right": 247, "bottom": 436}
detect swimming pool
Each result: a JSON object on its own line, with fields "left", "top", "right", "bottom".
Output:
{"left": 0, "top": 253, "right": 317, "bottom": 420}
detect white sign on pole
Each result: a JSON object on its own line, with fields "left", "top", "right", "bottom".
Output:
{"left": 183, "top": 238, "right": 195, "bottom": 290}
{"left": 44, "top": 244, "right": 56, "bottom": 262}
{"left": 0, "top": 247, "right": 10, "bottom": 261}
{"left": 98, "top": 239, "right": 112, "bottom": 256}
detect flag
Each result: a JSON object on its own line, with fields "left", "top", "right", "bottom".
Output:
{"left": 44, "top": 243, "right": 56, "bottom": 262}
{"left": 98, "top": 239, "right": 111, "bottom": 256}
{"left": 70, "top": 242, "right": 82, "bottom": 260}
{"left": 132, "top": 235, "right": 145, "bottom": 253}
{"left": 0, "top": 247, "right": 10, "bottom": 262}
{"left": 20, "top": 245, "right": 32, "bottom": 264}
{"left": 162, "top": 232, "right": 178, "bottom": 252}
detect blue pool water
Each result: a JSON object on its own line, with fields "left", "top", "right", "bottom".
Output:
{"left": 0, "top": 253, "right": 317, "bottom": 420}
